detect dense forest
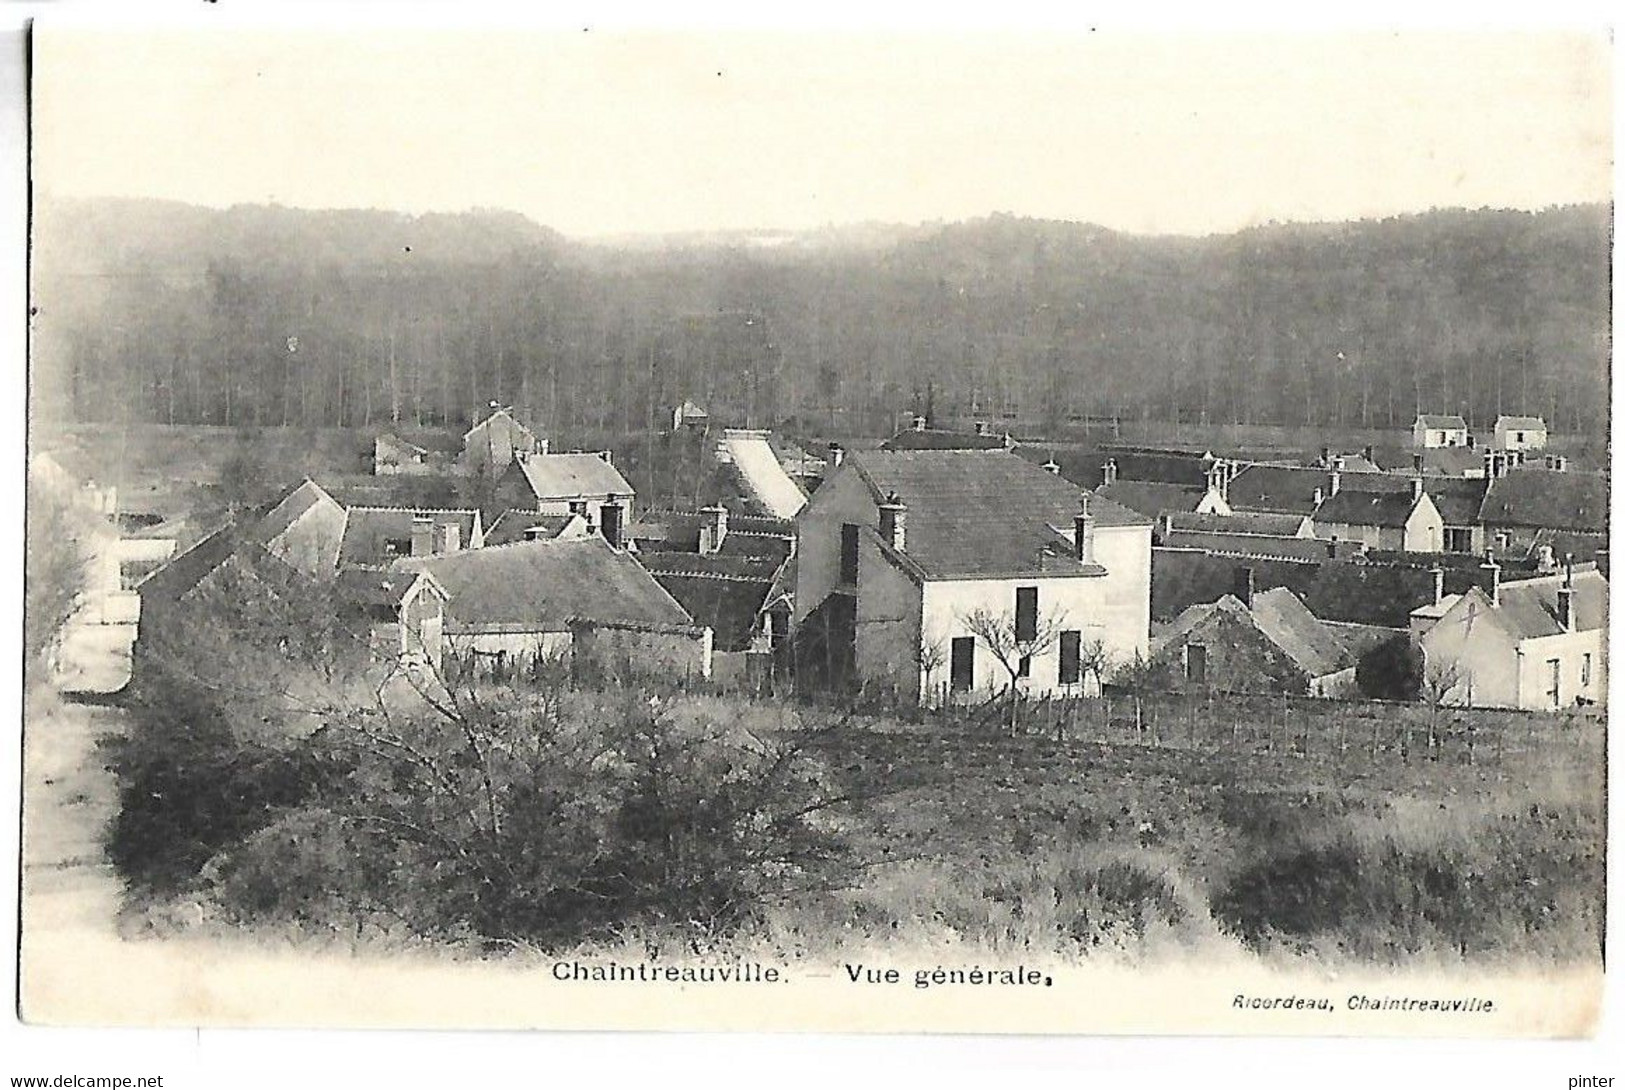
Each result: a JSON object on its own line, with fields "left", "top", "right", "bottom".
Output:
{"left": 29, "top": 198, "right": 1611, "bottom": 439}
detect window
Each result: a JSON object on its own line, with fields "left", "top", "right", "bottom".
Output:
{"left": 1444, "top": 527, "right": 1472, "bottom": 553}
{"left": 1546, "top": 658, "right": 1561, "bottom": 709}
{"left": 1017, "top": 654, "right": 1031, "bottom": 679}
{"left": 840, "top": 524, "right": 860, "bottom": 585}
{"left": 1185, "top": 643, "right": 1208, "bottom": 685}
{"left": 1015, "top": 586, "right": 1038, "bottom": 643}
{"left": 1582, "top": 653, "right": 1593, "bottom": 688}
{"left": 950, "top": 637, "right": 975, "bottom": 692}
{"left": 1515, "top": 431, "right": 1526, "bottom": 444}
{"left": 1058, "top": 630, "right": 1082, "bottom": 685}
{"left": 569, "top": 500, "right": 588, "bottom": 516}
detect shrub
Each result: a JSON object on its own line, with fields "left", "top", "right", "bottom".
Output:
{"left": 206, "top": 685, "right": 859, "bottom": 948}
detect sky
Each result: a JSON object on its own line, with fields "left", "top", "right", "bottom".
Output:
{"left": 31, "top": 24, "right": 1614, "bottom": 238}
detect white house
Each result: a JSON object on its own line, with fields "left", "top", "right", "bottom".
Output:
{"left": 1411, "top": 556, "right": 1607, "bottom": 710}
{"left": 793, "top": 449, "right": 1152, "bottom": 705}
{"left": 1493, "top": 415, "right": 1549, "bottom": 452}
{"left": 462, "top": 405, "right": 541, "bottom": 476}
{"left": 1413, "top": 414, "right": 1470, "bottom": 449}
{"left": 492, "top": 450, "right": 636, "bottom": 533}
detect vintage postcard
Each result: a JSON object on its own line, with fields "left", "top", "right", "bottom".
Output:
{"left": 18, "top": 18, "right": 1612, "bottom": 1038}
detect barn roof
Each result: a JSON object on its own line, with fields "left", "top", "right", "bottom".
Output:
{"left": 398, "top": 536, "right": 691, "bottom": 633}
{"left": 1494, "top": 415, "right": 1547, "bottom": 432}
{"left": 1415, "top": 414, "right": 1468, "bottom": 429}
{"left": 338, "top": 507, "right": 481, "bottom": 568}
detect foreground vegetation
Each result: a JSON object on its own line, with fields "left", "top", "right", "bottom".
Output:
{"left": 108, "top": 586, "right": 1604, "bottom": 967}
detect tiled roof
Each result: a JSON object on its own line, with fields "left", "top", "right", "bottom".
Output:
{"left": 335, "top": 567, "right": 440, "bottom": 613}
{"left": 1247, "top": 586, "right": 1351, "bottom": 678}
{"left": 847, "top": 450, "right": 1149, "bottom": 580}
{"left": 1100, "top": 448, "right": 1212, "bottom": 487}
{"left": 1491, "top": 569, "right": 1608, "bottom": 638}
{"left": 1313, "top": 489, "right": 1421, "bottom": 529}
{"left": 325, "top": 475, "right": 467, "bottom": 510}
{"left": 1226, "top": 465, "right": 1406, "bottom": 514}
{"left": 1423, "top": 477, "right": 1490, "bottom": 525}
{"left": 1097, "top": 480, "right": 1207, "bottom": 519}
{"left": 516, "top": 452, "right": 635, "bottom": 501}
{"left": 377, "top": 430, "right": 464, "bottom": 456}
{"left": 646, "top": 568, "right": 775, "bottom": 652}
{"left": 1167, "top": 510, "right": 1307, "bottom": 537}
{"left": 1372, "top": 445, "right": 1486, "bottom": 477}
{"left": 463, "top": 407, "right": 538, "bottom": 442}
{"left": 482, "top": 509, "right": 577, "bottom": 547}
{"left": 1415, "top": 414, "right": 1468, "bottom": 429}
{"left": 398, "top": 537, "right": 692, "bottom": 633}
{"left": 1479, "top": 469, "right": 1608, "bottom": 532}
{"left": 337, "top": 507, "right": 481, "bottom": 568}
{"left": 1158, "top": 533, "right": 1350, "bottom": 562}
{"left": 1494, "top": 415, "right": 1546, "bottom": 431}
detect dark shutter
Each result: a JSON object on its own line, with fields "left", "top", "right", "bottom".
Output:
{"left": 1186, "top": 643, "right": 1207, "bottom": 684}
{"left": 840, "top": 524, "right": 860, "bottom": 585}
{"left": 950, "top": 636, "right": 975, "bottom": 691}
{"left": 1017, "top": 654, "right": 1031, "bottom": 678}
{"left": 1015, "top": 586, "right": 1038, "bottom": 643}
{"left": 1059, "top": 630, "right": 1081, "bottom": 684}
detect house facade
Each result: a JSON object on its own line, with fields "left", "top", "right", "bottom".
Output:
{"left": 1311, "top": 481, "right": 1444, "bottom": 553}
{"left": 1493, "top": 415, "right": 1549, "bottom": 452}
{"left": 793, "top": 450, "right": 1151, "bottom": 705}
{"left": 1413, "top": 414, "right": 1470, "bottom": 449}
{"left": 462, "top": 406, "right": 541, "bottom": 477}
{"left": 1149, "top": 580, "right": 1359, "bottom": 698}
{"left": 1411, "top": 559, "right": 1608, "bottom": 710}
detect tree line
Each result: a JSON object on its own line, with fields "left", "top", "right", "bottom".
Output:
{"left": 31, "top": 198, "right": 1611, "bottom": 440}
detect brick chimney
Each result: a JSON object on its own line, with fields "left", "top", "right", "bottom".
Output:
{"left": 1431, "top": 565, "right": 1445, "bottom": 607}
{"left": 1234, "top": 566, "right": 1255, "bottom": 609}
{"left": 698, "top": 503, "right": 728, "bottom": 555}
{"left": 1362, "top": 444, "right": 1375, "bottom": 463}
{"left": 1312, "top": 486, "right": 1324, "bottom": 507}
{"left": 878, "top": 492, "right": 907, "bottom": 551}
{"left": 1412, "top": 451, "right": 1424, "bottom": 473}
{"left": 600, "top": 501, "right": 625, "bottom": 550}
{"left": 1481, "top": 549, "right": 1501, "bottom": 607}
{"left": 1410, "top": 476, "right": 1424, "bottom": 503}
{"left": 410, "top": 515, "right": 435, "bottom": 557}
{"left": 1328, "top": 469, "right": 1342, "bottom": 496}
{"left": 537, "top": 437, "right": 550, "bottom": 456}
{"left": 1320, "top": 446, "right": 1332, "bottom": 466}
{"left": 1074, "top": 495, "right": 1096, "bottom": 565}
{"left": 1557, "top": 555, "right": 1576, "bottom": 632}
{"left": 1325, "top": 535, "right": 1339, "bottom": 559}
{"left": 1483, "top": 449, "right": 1496, "bottom": 478}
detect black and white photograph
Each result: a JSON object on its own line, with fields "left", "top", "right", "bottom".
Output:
{"left": 13, "top": 15, "right": 1615, "bottom": 1050}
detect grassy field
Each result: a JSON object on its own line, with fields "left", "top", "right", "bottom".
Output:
{"left": 671, "top": 692, "right": 1606, "bottom": 967}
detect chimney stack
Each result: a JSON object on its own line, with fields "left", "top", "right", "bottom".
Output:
{"left": 523, "top": 523, "right": 551, "bottom": 541}
{"left": 1042, "top": 458, "right": 1061, "bottom": 475}
{"left": 1483, "top": 449, "right": 1495, "bottom": 478}
{"left": 1412, "top": 451, "right": 1425, "bottom": 473}
{"left": 1596, "top": 547, "right": 1609, "bottom": 579}
{"left": 1328, "top": 470, "right": 1342, "bottom": 496}
{"left": 698, "top": 503, "right": 728, "bottom": 555}
{"left": 1557, "top": 555, "right": 1576, "bottom": 632}
{"left": 1313, "top": 486, "right": 1324, "bottom": 506}
{"left": 1234, "top": 565, "right": 1255, "bottom": 609}
{"left": 1326, "top": 535, "right": 1339, "bottom": 559}
{"left": 1362, "top": 444, "right": 1375, "bottom": 463}
{"left": 1431, "top": 565, "right": 1445, "bottom": 607}
{"left": 1410, "top": 476, "right": 1424, "bottom": 503}
{"left": 827, "top": 442, "right": 845, "bottom": 468}
{"left": 410, "top": 515, "right": 435, "bottom": 557}
{"left": 436, "top": 522, "right": 461, "bottom": 554}
{"left": 1074, "top": 495, "right": 1096, "bottom": 565}
{"left": 1331, "top": 455, "right": 1346, "bottom": 473}
{"left": 1466, "top": 433, "right": 1476, "bottom": 449}
{"left": 1102, "top": 458, "right": 1119, "bottom": 486}
{"left": 1481, "top": 549, "right": 1501, "bottom": 607}
{"left": 913, "top": 414, "right": 928, "bottom": 432}
{"left": 878, "top": 492, "right": 907, "bottom": 552}
{"left": 1320, "top": 446, "right": 1332, "bottom": 467}
{"left": 599, "top": 449, "right": 614, "bottom": 465}
{"left": 600, "top": 501, "right": 625, "bottom": 550}
{"left": 537, "top": 438, "right": 550, "bottom": 456}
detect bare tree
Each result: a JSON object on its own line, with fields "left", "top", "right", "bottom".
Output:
{"left": 1419, "top": 652, "right": 1465, "bottom": 755}
{"left": 917, "top": 635, "right": 946, "bottom": 707}
{"left": 957, "top": 604, "right": 1069, "bottom": 735}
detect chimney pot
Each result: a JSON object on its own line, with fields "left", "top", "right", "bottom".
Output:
{"left": 410, "top": 515, "right": 434, "bottom": 558}
{"left": 698, "top": 503, "right": 728, "bottom": 555}
{"left": 1074, "top": 495, "right": 1096, "bottom": 565}
{"left": 1431, "top": 565, "right": 1445, "bottom": 607}
{"left": 1410, "top": 477, "right": 1424, "bottom": 503}
{"left": 827, "top": 442, "right": 845, "bottom": 468}
{"left": 913, "top": 415, "right": 927, "bottom": 432}
{"left": 878, "top": 492, "right": 907, "bottom": 552}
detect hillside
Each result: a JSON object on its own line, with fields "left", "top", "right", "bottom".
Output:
{"left": 29, "top": 199, "right": 1611, "bottom": 441}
